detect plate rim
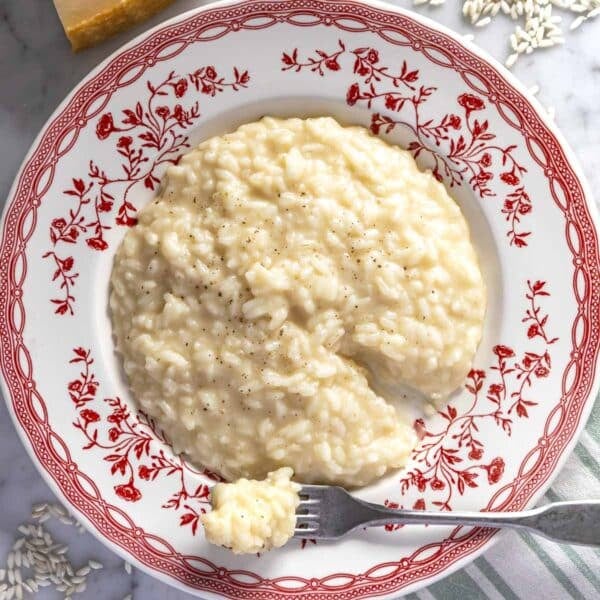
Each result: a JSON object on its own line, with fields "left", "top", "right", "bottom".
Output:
{"left": 0, "top": 0, "right": 598, "bottom": 597}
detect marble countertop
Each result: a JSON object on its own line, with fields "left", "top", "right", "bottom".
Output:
{"left": 0, "top": 1, "right": 599, "bottom": 599}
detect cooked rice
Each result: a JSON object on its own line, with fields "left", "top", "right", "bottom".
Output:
{"left": 201, "top": 468, "right": 300, "bottom": 554}
{"left": 110, "top": 117, "right": 485, "bottom": 487}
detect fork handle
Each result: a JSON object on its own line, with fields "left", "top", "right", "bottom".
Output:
{"left": 357, "top": 499, "right": 600, "bottom": 546}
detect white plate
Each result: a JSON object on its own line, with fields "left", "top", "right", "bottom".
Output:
{"left": 1, "top": 0, "right": 599, "bottom": 597}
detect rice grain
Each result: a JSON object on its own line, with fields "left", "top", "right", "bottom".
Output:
{"left": 415, "top": 0, "right": 600, "bottom": 66}
{"left": 0, "top": 503, "right": 104, "bottom": 599}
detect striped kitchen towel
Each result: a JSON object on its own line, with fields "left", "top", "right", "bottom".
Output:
{"left": 406, "top": 396, "right": 600, "bottom": 600}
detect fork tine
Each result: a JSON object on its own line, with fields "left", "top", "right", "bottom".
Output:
{"left": 295, "top": 518, "right": 319, "bottom": 535}
{"left": 298, "top": 486, "right": 325, "bottom": 504}
{"left": 299, "top": 485, "right": 326, "bottom": 497}
{"left": 295, "top": 512, "right": 319, "bottom": 520}
{"left": 297, "top": 498, "right": 320, "bottom": 505}
{"left": 295, "top": 486, "right": 323, "bottom": 537}
{"left": 294, "top": 528, "right": 318, "bottom": 538}
{"left": 294, "top": 484, "right": 360, "bottom": 539}
{"left": 296, "top": 514, "right": 319, "bottom": 526}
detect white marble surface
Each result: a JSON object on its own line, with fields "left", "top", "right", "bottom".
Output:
{"left": 0, "top": 1, "right": 599, "bottom": 599}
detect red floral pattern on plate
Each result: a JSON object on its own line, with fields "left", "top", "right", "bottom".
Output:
{"left": 68, "top": 348, "right": 321, "bottom": 548}
{"left": 282, "top": 40, "right": 530, "bottom": 246}
{"left": 69, "top": 348, "right": 216, "bottom": 533}
{"left": 44, "top": 66, "right": 250, "bottom": 316}
{"left": 70, "top": 281, "right": 555, "bottom": 536}
{"left": 396, "top": 281, "right": 556, "bottom": 512}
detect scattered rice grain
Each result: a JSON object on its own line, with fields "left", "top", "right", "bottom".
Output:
{"left": 415, "top": 0, "right": 600, "bottom": 66}
{"left": 0, "top": 503, "right": 103, "bottom": 599}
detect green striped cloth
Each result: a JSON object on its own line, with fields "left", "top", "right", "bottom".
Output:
{"left": 405, "top": 396, "right": 600, "bottom": 599}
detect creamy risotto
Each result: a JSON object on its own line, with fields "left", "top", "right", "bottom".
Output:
{"left": 110, "top": 116, "right": 486, "bottom": 490}
{"left": 201, "top": 468, "right": 300, "bottom": 554}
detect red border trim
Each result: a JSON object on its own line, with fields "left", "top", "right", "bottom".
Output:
{"left": 1, "top": 1, "right": 599, "bottom": 598}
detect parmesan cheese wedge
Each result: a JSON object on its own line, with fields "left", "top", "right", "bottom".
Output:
{"left": 53, "top": 0, "right": 176, "bottom": 51}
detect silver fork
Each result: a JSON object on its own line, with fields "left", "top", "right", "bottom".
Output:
{"left": 295, "top": 485, "right": 600, "bottom": 546}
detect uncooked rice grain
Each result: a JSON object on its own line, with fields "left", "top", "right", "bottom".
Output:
{"left": 415, "top": 0, "right": 600, "bottom": 66}
{"left": 0, "top": 503, "right": 103, "bottom": 599}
